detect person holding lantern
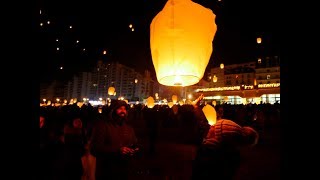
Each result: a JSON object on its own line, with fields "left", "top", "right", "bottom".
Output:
{"left": 90, "top": 99, "right": 140, "bottom": 180}
{"left": 191, "top": 94, "right": 259, "bottom": 180}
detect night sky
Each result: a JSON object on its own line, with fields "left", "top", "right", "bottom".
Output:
{"left": 39, "top": 0, "right": 279, "bottom": 84}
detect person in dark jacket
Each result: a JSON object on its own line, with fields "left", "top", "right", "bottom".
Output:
{"left": 90, "top": 100, "right": 139, "bottom": 180}
{"left": 191, "top": 94, "right": 259, "bottom": 180}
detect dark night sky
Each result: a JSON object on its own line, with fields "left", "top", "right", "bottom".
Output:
{"left": 39, "top": 0, "right": 279, "bottom": 84}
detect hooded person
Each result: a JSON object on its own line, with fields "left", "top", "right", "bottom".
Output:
{"left": 90, "top": 99, "right": 139, "bottom": 180}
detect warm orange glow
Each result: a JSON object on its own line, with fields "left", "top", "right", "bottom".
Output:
{"left": 150, "top": 0, "right": 217, "bottom": 86}
{"left": 213, "top": 75, "right": 217, "bottom": 83}
{"left": 108, "top": 87, "right": 115, "bottom": 95}
{"left": 254, "top": 78, "right": 257, "bottom": 86}
{"left": 103, "top": 50, "right": 107, "bottom": 55}
{"left": 146, "top": 96, "right": 155, "bottom": 108}
{"left": 202, "top": 104, "right": 216, "bottom": 125}
{"left": 172, "top": 95, "right": 178, "bottom": 104}
{"left": 168, "top": 102, "right": 174, "bottom": 108}
{"left": 257, "top": 37, "right": 262, "bottom": 44}
{"left": 220, "top": 63, "right": 224, "bottom": 69}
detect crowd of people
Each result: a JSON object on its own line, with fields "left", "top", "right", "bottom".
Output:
{"left": 39, "top": 95, "right": 280, "bottom": 180}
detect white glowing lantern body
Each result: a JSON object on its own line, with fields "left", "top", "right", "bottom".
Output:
{"left": 257, "top": 37, "right": 262, "bottom": 44}
{"left": 108, "top": 87, "right": 115, "bottom": 95}
{"left": 202, "top": 104, "right": 217, "bottom": 125}
{"left": 150, "top": 0, "right": 217, "bottom": 86}
{"left": 220, "top": 63, "right": 224, "bottom": 69}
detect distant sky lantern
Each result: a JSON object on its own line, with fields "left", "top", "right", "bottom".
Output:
{"left": 220, "top": 63, "right": 224, "bottom": 69}
{"left": 40, "top": 23, "right": 43, "bottom": 27}
{"left": 146, "top": 96, "right": 155, "bottom": 108}
{"left": 131, "top": 28, "right": 134, "bottom": 31}
{"left": 56, "top": 39, "right": 59, "bottom": 42}
{"left": 69, "top": 25, "right": 73, "bottom": 29}
{"left": 172, "top": 95, "right": 178, "bottom": 104}
{"left": 257, "top": 37, "right": 262, "bottom": 44}
{"left": 60, "top": 66, "right": 63, "bottom": 70}
{"left": 168, "top": 102, "right": 174, "bottom": 108}
{"left": 213, "top": 75, "right": 217, "bottom": 83}
{"left": 202, "top": 104, "right": 216, "bottom": 125}
{"left": 135, "top": 79, "right": 138, "bottom": 83}
{"left": 150, "top": 0, "right": 217, "bottom": 86}
{"left": 129, "top": 24, "right": 133, "bottom": 28}
{"left": 108, "top": 87, "right": 115, "bottom": 95}
{"left": 103, "top": 50, "right": 107, "bottom": 55}
{"left": 76, "top": 40, "right": 79, "bottom": 43}
{"left": 47, "top": 21, "right": 50, "bottom": 24}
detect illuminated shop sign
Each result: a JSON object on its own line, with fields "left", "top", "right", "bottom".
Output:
{"left": 196, "top": 86, "right": 241, "bottom": 92}
{"left": 258, "top": 83, "right": 280, "bottom": 88}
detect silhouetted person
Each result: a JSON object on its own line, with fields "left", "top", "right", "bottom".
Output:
{"left": 191, "top": 94, "right": 259, "bottom": 180}
{"left": 90, "top": 100, "right": 139, "bottom": 180}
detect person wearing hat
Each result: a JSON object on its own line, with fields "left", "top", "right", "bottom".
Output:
{"left": 90, "top": 99, "right": 139, "bottom": 180}
{"left": 191, "top": 94, "right": 259, "bottom": 180}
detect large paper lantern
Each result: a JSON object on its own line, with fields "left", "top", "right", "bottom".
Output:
{"left": 150, "top": 0, "right": 217, "bottom": 86}
{"left": 202, "top": 104, "right": 217, "bottom": 125}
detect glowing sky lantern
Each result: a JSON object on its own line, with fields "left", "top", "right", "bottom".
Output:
{"left": 108, "top": 87, "right": 115, "bottom": 95}
{"left": 202, "top": 104, "right": 217, "bottom": 125}
{"left": 146, "top": 96, "right": 155, "bottom": 108}
{"left": 257, "top": 37, "right": 262, "bottom": 44}
{"left": 172, "top": 95, "right": 178, "bottom": 104}
{"left": 220, "top": 63, "right": 224, "bottom": 69}
{"left": 213, "top": 75, "right": 217, "bottom": 83}
{"left": 167, "top": 102, "right": 174, "bottom": 108}
{"left": 150, "top": 0, "right": 217, "bottom": 86}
